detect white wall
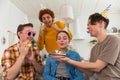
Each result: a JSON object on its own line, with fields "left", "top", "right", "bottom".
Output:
{"left": 0, "top": 0, "right": 28, "bottom": 63}
{"left": 69, "top": 16, "right": 92, "bottom": 60}
{"left": 28, "top": 17, "right": 40, "bottom": 40}
{"left": 108, "top": 13, "right": 120, "bottom": 30}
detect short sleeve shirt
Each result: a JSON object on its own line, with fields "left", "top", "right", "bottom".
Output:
{"left": 90, "top": 35, "right": 120, "bottom": 80}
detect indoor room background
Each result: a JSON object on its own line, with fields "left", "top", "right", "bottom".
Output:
{"left": 1, "top": 0, "right": 120, "bottom": 64}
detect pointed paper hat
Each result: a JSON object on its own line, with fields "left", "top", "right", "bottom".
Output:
{"left": 101, "top": 4, "right": 111, "bottom": 18}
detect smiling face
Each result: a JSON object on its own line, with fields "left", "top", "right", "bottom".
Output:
{"left": 41, "top": 14, "right": 53, "bottom": 27}
{"left": 18, "top": 26, "right": 35, "bottom": 42}
{"left": 56, "top": 31, "right": 70, "bottom": 49}
{"left": 87, "top": 20, "right": 100, "bottom": 37}
{"left": 87, "top": 13, "right": 109, "bottom": 38}
{"left": 87, "top": 19, "right": 105, "bottom": 37}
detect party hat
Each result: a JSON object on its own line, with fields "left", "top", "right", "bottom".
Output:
{"left": 101, "top": 4, "right": 111, "bottom": 18}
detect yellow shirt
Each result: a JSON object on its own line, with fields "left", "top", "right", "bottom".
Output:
{"left": 37, "top": 21, "right": 72, "bottom": 53}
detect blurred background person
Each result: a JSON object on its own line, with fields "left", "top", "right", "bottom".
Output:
{"left": 37, "top": 8, "right": 73, "bottom": 54}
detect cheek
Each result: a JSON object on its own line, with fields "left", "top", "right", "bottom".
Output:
{"left": 42, "top": 20, "right": 45, "bottom": 23}
{"left": 64, "top": 41, "right": 69, "bottom": 45}
{"left": 19, "top": 34, "right": 23, "bottom": 39}
{"left": 51, "top": 18, "right": 53, "bottom": 21}
{"left": 56, "top": 41, "right": 60, "bottom": 44}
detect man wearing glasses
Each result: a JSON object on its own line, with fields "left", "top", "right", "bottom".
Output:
{"left": 1, "top": 23, "right": 44, "bottom": 80}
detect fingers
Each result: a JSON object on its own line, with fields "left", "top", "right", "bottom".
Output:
{"left": 39, "top": 26, "right": 45, "bottom": 36}
{"left": 18, "top": 41, "right": 31, "bottom": 56}
{"left": 19, "top": 43, "right": 29, "bottom": 51}
{"left": 40, "top": 26, "right": 45, "bottom": 31}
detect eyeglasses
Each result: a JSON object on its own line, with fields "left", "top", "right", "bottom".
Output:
{"left": 27, "top": 31, "right": 36, "bottom": 37}
{"left": 21, "top": 31, "right": 36, "bottom": 37}
{"left": 20, "top": 31, "right": 36, "bottom": 37}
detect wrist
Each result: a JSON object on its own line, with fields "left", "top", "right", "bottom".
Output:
{"left": 66, "top": 58, "right": 71, "bottom": 63}
{"left": 56, "top": 27, "right": 61, "bottom": 31}
{"left": 17, "top": 55, "right": 26, "bottom": 62}
{"left": 31, "top": 58, "right": 36, "bottom": 64}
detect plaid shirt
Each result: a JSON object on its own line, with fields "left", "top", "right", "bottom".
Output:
{"left": 1, "top": 42, "right": 42, "bottom": 80}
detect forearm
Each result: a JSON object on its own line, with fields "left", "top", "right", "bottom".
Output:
{"left": 37, "top": 36, "right": 44, "bottom": 50}
{"left": 32, "top": 59, "right": 44, "bottom": 74}
{"left": 52, "top": 23, "right": 62, "bottom": 31}
{"left": 77, "top": 67, "right": 94, "bottom": 76}
{"left": 6, "top": 55, "right": 25, "bottom": 79}
{"left": 54, "top": 26, "right": 61, "bottom": 31}
{"left": 67, "top": 59, "right": 97, "bottom": 71}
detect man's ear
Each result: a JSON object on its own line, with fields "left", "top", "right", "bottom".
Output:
{"left": 18, "top": 32, "right": 21, "bottom": 38}
{"left": 100, "top": 21, "right": 105, "bottom": 28}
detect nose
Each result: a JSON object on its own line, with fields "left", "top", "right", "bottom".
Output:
{"left": 44, "top": 17, "right": 49, "bottom": 21}
{"left": 59, "top": 39, "right": 64, "bottom": 42}
{"left": 87, "top": 24, "right": 89, "bottom": 30}
{"left": 87, "top": 23, "right": 92, "bottom": 29}
{"left": 30, "top": 34, "right": 33, "bottom": 37}
{"left": 28, "top": 34, "right": 35, "bottom": 38}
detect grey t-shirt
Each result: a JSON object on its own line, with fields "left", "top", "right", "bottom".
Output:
{"left": 55, "top": 62, "right": 69, "bottom": 78}
{"left": 90, "top": 35, "right": 120, "bottom": 80}
{"left": 51, "top": 50, "right": 69, "bottom": 78}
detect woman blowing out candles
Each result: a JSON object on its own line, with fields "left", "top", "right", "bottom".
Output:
{"left": 43, "top": 31, "right": 84, "bottom": 80}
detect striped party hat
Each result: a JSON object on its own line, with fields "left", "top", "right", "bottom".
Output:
{"left": 101, "top": 4, "right": 111, "bottom": 18}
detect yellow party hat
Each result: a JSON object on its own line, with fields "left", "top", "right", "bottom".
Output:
{"left": 101, "top": 4, "right": 111, "bottom": 18}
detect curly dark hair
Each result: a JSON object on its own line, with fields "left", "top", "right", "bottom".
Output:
{"left": 88, "top": 13, "right": 109, "bottom": 29}
{"left": 38, "top": 8, "right": 55, "bottom": 22}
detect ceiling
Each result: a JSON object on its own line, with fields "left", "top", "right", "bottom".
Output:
{"left": 10, "top": 0, "right": 120, "bottom": 19}
{"left": 9, "top": 0, "right": 120, "bottom": 39}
